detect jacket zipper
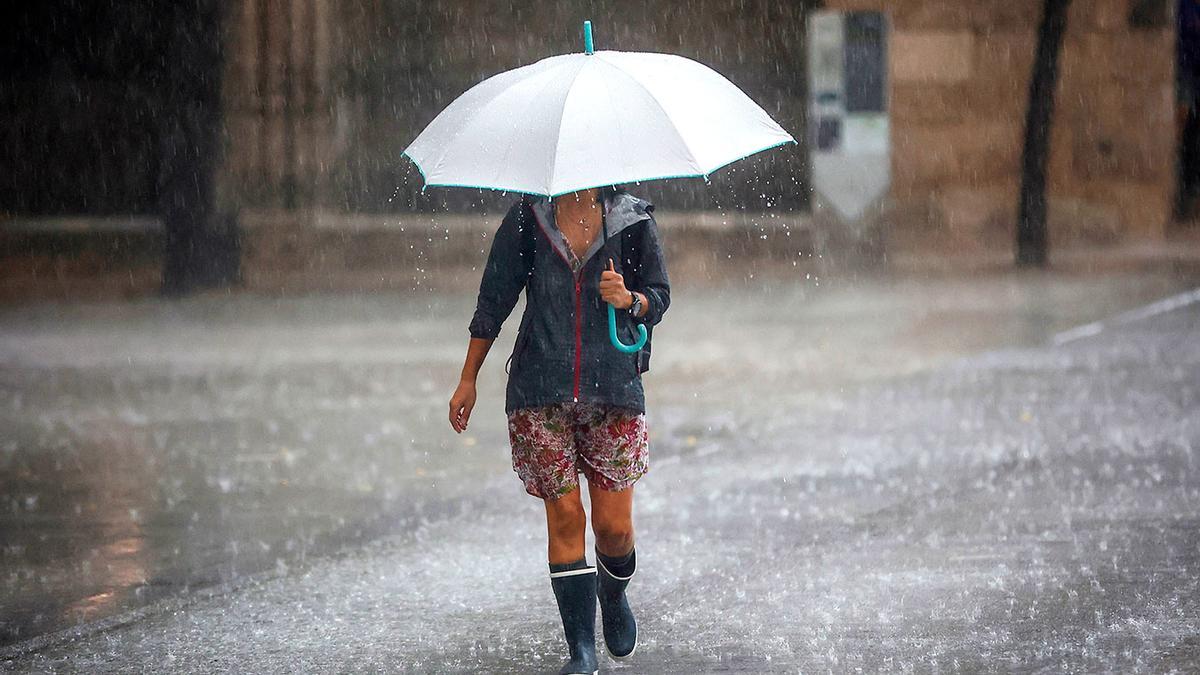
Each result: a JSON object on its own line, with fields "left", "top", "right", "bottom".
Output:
{"left": 573, "top": 273, "right": 582, "bottom": 402}
{"left": 529, "top": 202, "right": 587, "bottom": 404}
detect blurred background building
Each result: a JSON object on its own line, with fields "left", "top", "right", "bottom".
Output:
{"left": 830, "top": 0, "right": 1176, "bottom": 250}
{"left": 0, "top": 0, "right": 1187, "bottom": 300}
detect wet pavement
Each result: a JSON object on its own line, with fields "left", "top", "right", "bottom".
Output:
{"left": 2, "top": 266, "right": 1199, "bottom": 672}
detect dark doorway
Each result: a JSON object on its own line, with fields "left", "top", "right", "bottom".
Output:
{"left": 0, "top": 3, "right": 172, "bottom": 216}
{"left": 1, "top": 2, "right": 238, "bottom": 294}
{"left": 1177, "top": 0, "right": 1200, "bottom": 222}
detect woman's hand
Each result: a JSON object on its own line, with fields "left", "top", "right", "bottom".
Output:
{"left": 449, "top": 379, "right": 477, "bottom": 433}
{"left": 600, "top": 258, "right": 633, "bottom": 309}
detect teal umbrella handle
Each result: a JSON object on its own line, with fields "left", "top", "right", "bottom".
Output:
{"left": 607, "top": 304, "right": 647, "bottom": 353}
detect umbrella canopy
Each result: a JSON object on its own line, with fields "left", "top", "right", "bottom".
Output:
{"left": 403, "top": 25, "right": 795, "bottom": 197}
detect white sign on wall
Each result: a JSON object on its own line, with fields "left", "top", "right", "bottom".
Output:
{"left": 808, "top": 10, "right": 890, "bottom": 221}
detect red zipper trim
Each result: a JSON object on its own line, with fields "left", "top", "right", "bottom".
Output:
{"left": 573, "top": 274, "right": 582, "bottom": 401}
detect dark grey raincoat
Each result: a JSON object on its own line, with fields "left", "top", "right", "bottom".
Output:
{"left": 468, "top": 190, "right": 671, "bottom": 415}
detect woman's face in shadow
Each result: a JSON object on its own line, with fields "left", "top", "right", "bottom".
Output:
{"left": 553, "top": 188, "right": 601, "bottom": 224}
{"left": 554, "top": 188, "right": 600, "bottom": 207}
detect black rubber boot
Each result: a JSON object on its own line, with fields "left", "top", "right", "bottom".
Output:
{"left": 549, "top": 561, "right": 599, "bottom": 675}
{"left": 595, "top": 546, "right": 637, "bottom": 659}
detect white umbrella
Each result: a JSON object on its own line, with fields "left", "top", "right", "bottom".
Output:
{"left": 403, "top": 21, "right": 795, "bottom": 197}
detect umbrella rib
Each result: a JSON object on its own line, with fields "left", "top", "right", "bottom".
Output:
{"left": 418, "top": 67, "right": 536, "bottom": 180}
{"left": 592, "top": 55, "right": 703, "bottom": 174}
{"left": 597, "top": 69, "right": 629, "bottom": 186}
{"left": 544, "top": 59, "right": 590, "bottom": 196}
{"left": 423, "top": 100, "right": 491, "bottom": 183}
{"left": 425, "top": 60, "right": 575, "bottom": 188}
{"left": 485, "top": 66, "right": 576, "bottom": 195}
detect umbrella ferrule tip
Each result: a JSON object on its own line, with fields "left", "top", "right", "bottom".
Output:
{"left": 583, "top": 20, "right": 594, "bottom": 54}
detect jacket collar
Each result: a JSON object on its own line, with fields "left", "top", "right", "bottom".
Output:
{"left": 528, "top": 192, "right": 653, "bottom": 271}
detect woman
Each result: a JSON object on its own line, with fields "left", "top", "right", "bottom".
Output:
{"left": 448, "top": 184, "right": 670, "bottom": 674}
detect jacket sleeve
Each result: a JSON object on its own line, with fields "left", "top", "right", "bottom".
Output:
{"left": 626, "top": 212, "right": 671, "bottom": 327}
{"left": 468, "top": 200, "right": 532, "bottom": 339}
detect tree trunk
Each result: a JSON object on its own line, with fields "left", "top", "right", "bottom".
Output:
{"left": 1016, "top": 0, "right": 1071, "bottom": 268}
{"left": 159, "top": 0, "right": 240, "bottom": 296}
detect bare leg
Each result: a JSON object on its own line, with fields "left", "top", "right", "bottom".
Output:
{"left": 588, "top": 481, "right": 639, "bottom": 659}
{"left": 544, "top": 485, "right": 587, "bottom": 565}
{"left": 588, "top": 483, "right": 635, "bottom": 557}
{"left": 544, "top": 485, "right": 598, "bottom": 673}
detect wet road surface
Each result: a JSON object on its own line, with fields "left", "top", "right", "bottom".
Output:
{"left": 2, "top": 268, "right": 1199, "bottom": 671}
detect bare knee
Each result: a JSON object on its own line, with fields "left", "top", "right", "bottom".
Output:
{"left": 592, "top": 516, "right": 634, "bottom": 555}
{"left": 545, "top": 494, "right": 587, "bottom": 565}
{"left": 546, "top": 494, "right": 587, "bottom": 544}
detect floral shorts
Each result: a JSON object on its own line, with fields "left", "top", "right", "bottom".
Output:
{"left": 507, "top": 401, "right": 649, "bottom": 499}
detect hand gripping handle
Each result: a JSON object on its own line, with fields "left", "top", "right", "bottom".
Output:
{"left": 608, "top": 303, "right": 647, "bottom": 353}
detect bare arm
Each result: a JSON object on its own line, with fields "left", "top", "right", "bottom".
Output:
{"left": 452, "top": 200, "right": 532, "bottom": 434}
{"left": 449, "top": 337, "right": 494, "bottom": 433}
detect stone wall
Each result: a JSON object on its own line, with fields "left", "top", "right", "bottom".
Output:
{"left": 828, "top": 0, "right": 1175, "bottom": 249}
{"left": 215, "top": 0, "right": 814, "bottom": 216}
{"left": 219, "top": 0, "right": 337, "bottom": 213}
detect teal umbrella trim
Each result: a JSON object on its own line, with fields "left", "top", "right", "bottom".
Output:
{"left": 401, "top": 137, "right": 797, "bottom": 199}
